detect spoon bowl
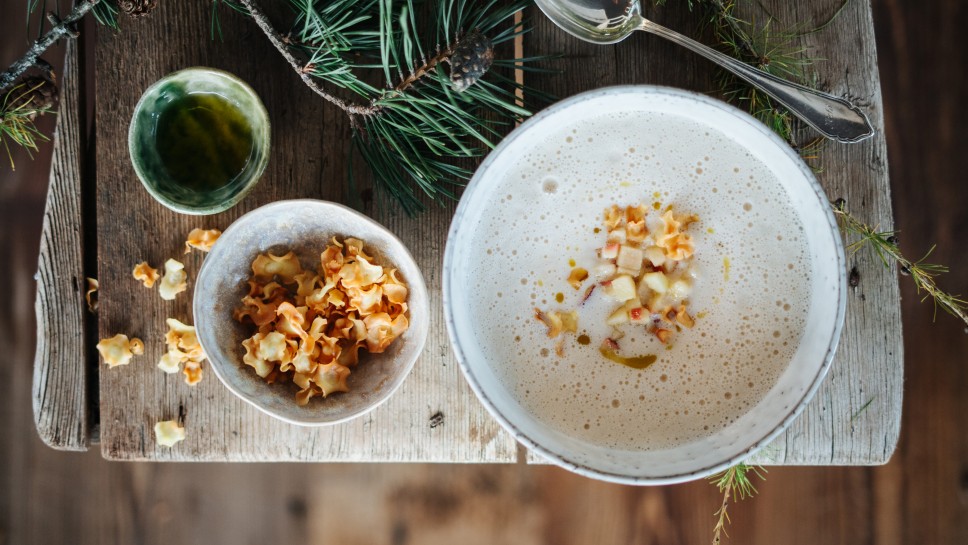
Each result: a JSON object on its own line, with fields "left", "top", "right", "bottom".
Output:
{"left": 538, "top": 0, "right": 642, "bottom": 45}
{"left": 535, "top": 0, "right": 640, "bottom": 44}
{"left": 534, "top": 0, "right": 875, "bottom": 143}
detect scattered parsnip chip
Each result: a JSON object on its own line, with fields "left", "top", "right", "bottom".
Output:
{"left": 183, "top": 360, "right": 203, "bottom": 385}
{"left": 157, "top": 318, "right": 206, "bottom": 385}
{"left": 97, "top": 333, "right": 144, "bottom": 368}
{"left": 534, "top": 308, "right": 578, "bottom": 339}
{"left": 184, "top": 228, "right": 222, "bottom": 253}
{"left": 132, "top": 262, "right": 160, "bottom": 288}
{"left": 158, "top": 259, "right": 187, "bottom": 300}
{"left": 85, "top": 278, "right": 99, "bottom": 312}
{"left": 154, "top": 420, "right": 186, "bottom": 447}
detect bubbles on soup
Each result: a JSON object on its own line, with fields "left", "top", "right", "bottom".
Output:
{"left": 463, "top": 111, "right": 810, "bottom": 450}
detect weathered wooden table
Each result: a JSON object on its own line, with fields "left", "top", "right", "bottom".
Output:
{"left": 32, "top": 0, "right": 902, "bottom": 464}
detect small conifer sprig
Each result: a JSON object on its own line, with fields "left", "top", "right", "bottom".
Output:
{"left": 227, "top": 0, "right": 555, "bottom": 214}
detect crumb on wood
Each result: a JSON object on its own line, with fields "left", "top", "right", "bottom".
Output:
{"left": 849, "top": 266, "right": 860, "bottom": 288}
{"left": 429, "top": 411, "right": 444, "bottom": 429}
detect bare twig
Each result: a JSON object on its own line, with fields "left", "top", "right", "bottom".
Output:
{"left": 709, "top": 463, "right": 764, "bottom": 544}
{"left": 394, "top": 46, "right": 455, "bottom": 95}
{"left": 711, "top": 472, "right": 733, "bottom": 545}
{"left": 236, "top": 0, "right": 377, "bottom": 117}
{"left": 0, "top": 0, "right": 99, "bottom": 92}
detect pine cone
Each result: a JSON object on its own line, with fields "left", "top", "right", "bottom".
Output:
{"left": 449, "top": 29, "right": 494, "bottom": 93}
{"left": 119, "top": 0, "right": 158, "bottom": 18}
{"left": 4, "top": 76, "right": 58, "bottom": 121}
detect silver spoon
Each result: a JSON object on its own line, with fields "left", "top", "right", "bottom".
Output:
{"left": 535, "top": 0, "right": 874, "bottom": 143}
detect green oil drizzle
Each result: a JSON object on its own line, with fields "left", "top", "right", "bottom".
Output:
{"left": 599, "top": 347, "right": 657, "bottom": 370}
{"left": 155, "top": 93, "right": 254, "bottom": 192}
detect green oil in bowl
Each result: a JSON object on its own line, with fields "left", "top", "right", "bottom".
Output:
{"left": 155, "top": 93, "right": 255, "bottom": 192}
{"left": 129, "top": 67, "right": 270, "bottom": 215}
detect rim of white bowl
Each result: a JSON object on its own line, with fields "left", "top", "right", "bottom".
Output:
{"left": 194, "top": 199, "right": 429, "bottom": 426}
{"left": 442, "top": 85, "right": 847, "bottom": 485}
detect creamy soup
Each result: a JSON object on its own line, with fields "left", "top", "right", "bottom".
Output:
{"left": 463, "top": 111, "right": 811, "bottom": 451}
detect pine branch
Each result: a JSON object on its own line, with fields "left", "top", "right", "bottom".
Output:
{"left": 235, "top": 0, "right": 378, "bottom": 117}
{"left": 833, "top": 199, "right": 968, "bottom": 327}
{"left": 224, "top": 0, "right": 553, "bottom": 213}
{"left": 1, "top": 0, "right": 99, "bottom": 93}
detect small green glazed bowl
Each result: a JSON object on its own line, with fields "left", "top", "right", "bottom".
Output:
{"left": 128, "top": 67, "right": 271, "bottom": 215}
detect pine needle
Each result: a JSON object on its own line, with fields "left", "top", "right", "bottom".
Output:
{"left": 710, "top": 463, "right": 766, "bottom": 545}
{"left": 91, "top": 0, "right": 120, "bottom": 30}
{"left": 0, "top": 81, "right": 52, "bottom": 170}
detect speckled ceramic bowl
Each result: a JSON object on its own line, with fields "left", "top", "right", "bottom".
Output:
{"left": 129, "top": 67, "right": 270, "bottom": 215}
{"left": 194, "top": 200, "right": 429, "bottom": 426}
{"left": 444, "top": 86, "right": 847, "bottom": 484}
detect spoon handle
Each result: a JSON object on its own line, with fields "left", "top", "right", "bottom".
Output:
{"left": 638, "top": 19, "right": 874, "bottom": 143}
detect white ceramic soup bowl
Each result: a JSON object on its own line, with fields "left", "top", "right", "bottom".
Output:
{"left": 443, "top": 86, "right": 846, "bottom": 485}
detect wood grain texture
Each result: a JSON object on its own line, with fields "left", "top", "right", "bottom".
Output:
{"left": 4, "top": 1, "right": 968, "bottom": 543}
{"left": 744, "top": 0, "right": 903, "bottom": 465}
{"left": 525, "top": 0, "right": 902, "bottom": 465}
{"left": 33, "top": 0, "right": 899, "bottom": 463}
{"left": 31, "top": 38, "right": 90, "bottom": 451}
{"left": 93, "top": 0, "right": 515, "bottom": 462}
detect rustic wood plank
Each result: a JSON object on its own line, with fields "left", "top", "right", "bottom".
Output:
{"left": 31, "top": 38, "right": 90, "bottom": 451}
{"left": 524, "top": 0, "right": 901, "bottom": 465}
{"left": 744, "top": 0, "right": 903, "bottom": 465}
{"left": 60, "top": 0, "right": 900, "bottom": 463}
{"left": 93, "top": 0, "right": 516, "bottom": 462}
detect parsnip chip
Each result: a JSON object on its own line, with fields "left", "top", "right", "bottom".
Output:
{"left": 252, "top": 251, "right": 302, "bottom": 283}
{"left": 183, "top": 360, "right": 203, "bottom": 385}
{"left": 604, "top": 205, "right": 623, "bottom": 231}
{"left": 85, "top": 278, "right": 99, "bottom": 312}
{"left": 534, "top": 309, "right": 578, "bottom": 339}
{"left": 158, "top": 350, "right": 183, "bottom": 374}
{"left": 235, "top": 237, "right": 410, "bottom": 405}
{"left": 154, "top": 420, "right": 186, "bottom": 447}
{"left": 97, "top": 333, "right": 144, "bottom": 367}
{"left": 257, "top": 331, "right": 290, "bottom": 362}
{"left": 158, "top": 259, "right": 188, "bottom": 300}
{"left": 313, "top": 362, "right": 351, "bottom": 397}
{"left": 132, "top": 262, "right": 160, "bottom": 288}
{"left": 655, "top": 210, "right": 695, "bottom": 260}
{"left": 338, "top": 255, "right": 384, "bottom": 288}
{"left": 363, "top": 312, "right": 408, "bottom": 353}
{"left": 158, "top": 318, "right": 206, "bottom": 384}
{"left": 184, "top": 228, "right": 222, "bottom": 253}
{"left": 347, "top": 284, "right": 383, "bottom": 316}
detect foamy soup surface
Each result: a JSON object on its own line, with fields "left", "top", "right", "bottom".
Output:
{"left": 464, "top": 110, "right": 811, "bottom": 451}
